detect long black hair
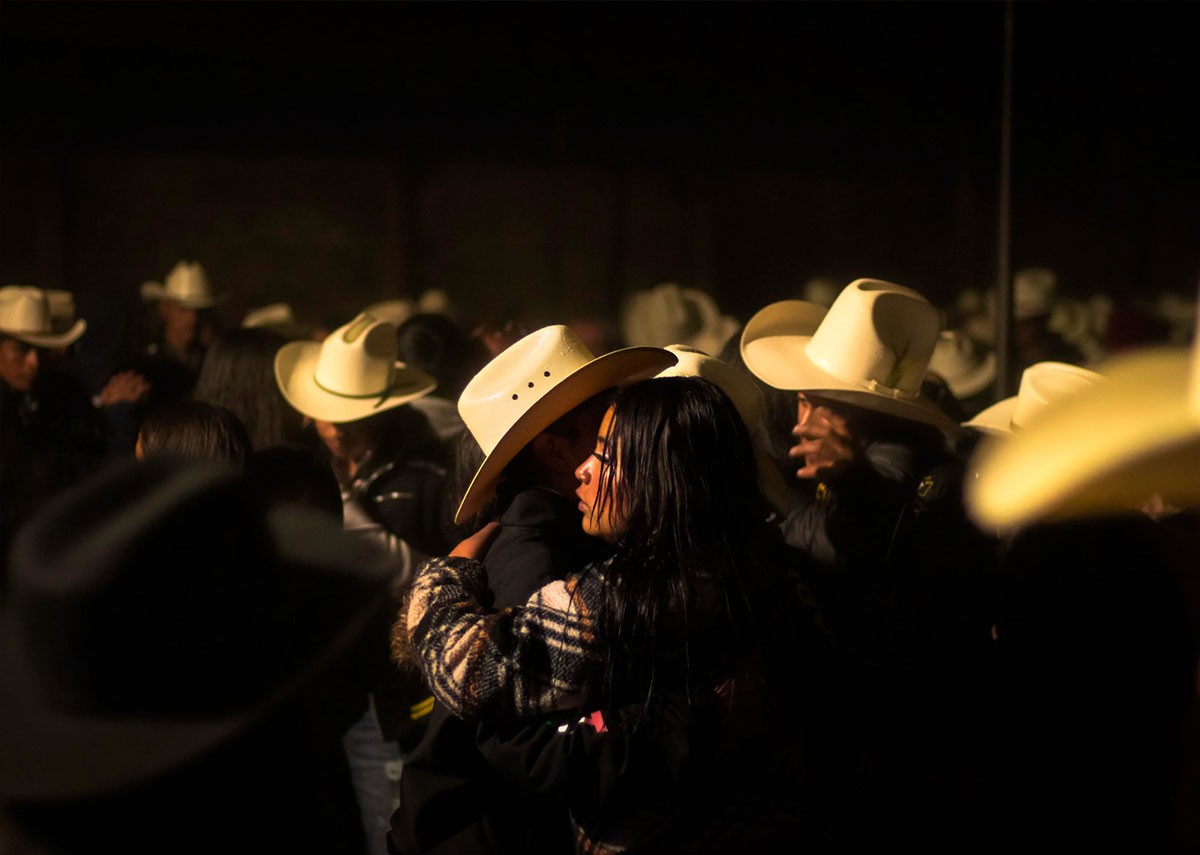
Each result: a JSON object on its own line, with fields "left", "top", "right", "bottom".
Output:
{"left": 194, "top": 328, "right": 303, "bottom": 450}
{"left": 595, "top": 376, "right": 789, "bottom": 708}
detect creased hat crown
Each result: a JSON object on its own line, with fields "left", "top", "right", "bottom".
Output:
{"left": 806, "top": 279, "right": 940, "bottom": 399}
{"left": 459, "top": 325, "right": 595, "bottom": 456}
{"left": 0, "top": 285, "right": 86, "bottom": 347}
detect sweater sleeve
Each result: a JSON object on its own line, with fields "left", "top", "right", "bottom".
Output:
{"left": 406, "top": 555, "right": 605, "bottom": 720}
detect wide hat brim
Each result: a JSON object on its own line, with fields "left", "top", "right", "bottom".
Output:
{"left": 455, "top": 346, "right": 677, "bottom": 524}
{"left": 741, "top": 300, "right": 956, "bottom": 432}
{"left": 967, "top": 347, "right": 1200, "bottom": 530}
{"left": 0, "top": 507, "right": 392, "bottom": 800}
{"left": 0, "top": 319, "right": 86, "bottom": 349}
{"left": 275, "top": 340, "right": 437, "bottom": 424}
{"left": 140, "top": 280, "right": 228, "bottom": 309}
{"left": 964, "top": 394, "right": 1017, "bottom": 434}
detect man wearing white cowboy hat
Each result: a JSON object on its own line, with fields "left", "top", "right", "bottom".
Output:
{"left": 0, "top": 285, "right": 86, "bottom": 393}
{"left": 274, "top": 310, "right": 459, "bottom": 557}
{"left": 1, "top": 285, "right": 110, "bottom": 553}
{"left": 390, "top": 324, "right": 674, "bottom": 855}
{"left": 741, "top": 278, "right": 999, "bottom": 846}
{"left": 740, "top": 278, "right": 970, "bottom": 560}
{"left": 139, "top": 260, "right": 226, "bottom": 385}
{"left": 276, "top": 309, "right": 464, "bottom": 855}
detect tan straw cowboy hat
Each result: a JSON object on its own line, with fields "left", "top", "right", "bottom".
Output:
{"left": 621, "top": 282, "right": 740, "bottom": 357}
{"left": 0, "top": 286, "right": 86, "bottom": 348}
{"left": 965, "top": 361, "right": 1103, "bottom": 435}
{"left": 275, "top": 312, "right": 436, "bottom": 424}
{"left": 967, "top": 343, "right": 1200, "bottom": 530}
{"left": 140, "top": 260, "right": 227, "bottom": 309}
{"left": 740, "top": 279, "right": 954, "bottom": 431}
{"left": 928, "top": 329, "right": 996, "bottom": 400}
{"left": 455, "top": 325, "right": 675, "bottom": 524}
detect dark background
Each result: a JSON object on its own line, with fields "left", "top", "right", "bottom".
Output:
{"left": 2, "top": 1, "right": 1197, "bottom": 334}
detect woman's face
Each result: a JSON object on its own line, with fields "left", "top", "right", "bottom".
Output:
{"left": 574, "top": 406, "right": 624, "bottom": 543}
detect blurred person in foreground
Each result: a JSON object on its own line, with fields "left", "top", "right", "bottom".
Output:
{"left": 0, "top": 458, "right": 393, "bottom": 853}
{"left": 968, "top": 335, "right": 1200, "bottom": 850}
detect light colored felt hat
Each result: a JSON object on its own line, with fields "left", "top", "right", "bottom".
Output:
{"left": 140, "top": 261, "right": 227, "bottom": 309}
{"left": 242, "top": 303, "right": 295, "bottom": 329}
{"left": 967, "top": 344, "right": 1200, "bottom": 530}
{"left": 0, "top": 286, "right": 86, "bottom": 348}
{"left": 455, "top": 325, "right": 676, "bottom": 524}
{"left": 801, "top": 278, "right": 839, "bottom": 309}
{"left": 621, "top": 282, "right": 739, "bottom": 358}
{"left": 364, "top": 299, "right": 417, "bottom": 328}
{"left": 658, "top": 344, "right": 793, "bottom": 515}
{"left": 1012, "top": 266, "right": 1057, "bottom": 320}
{"left": 274, "top": 312, "right": 436, "bottom": 424}
{"left": 44, "top": 289, "right": 80, "bottom": 337}
{"left": 928, "top": 329, "right": 997, "bottom": 399}
{"left": 740, "top": 279, "right": 955, "bottom": 431}
{"left": 965, "top": 361, "right": 1103, "bottom": 435}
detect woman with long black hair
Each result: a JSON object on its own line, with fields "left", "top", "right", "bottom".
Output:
{"left": 403, "top": 376, "right": 834, "bottom": 851}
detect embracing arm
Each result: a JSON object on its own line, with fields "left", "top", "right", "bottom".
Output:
{"left": 404, "top": 554, "right": 605, "bottom": 720}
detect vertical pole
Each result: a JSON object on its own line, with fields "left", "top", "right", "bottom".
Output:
{"left": 996, "top": 0, "right": 1016, "bottom": 398}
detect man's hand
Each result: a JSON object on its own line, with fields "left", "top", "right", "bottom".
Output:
{"left": 98, "top": 371, "right": 149, "bottom": 406}
{"left": 788, "top": 393, "right": 856, "bottom": 480}
{"left": 449, "top": 521, "right": 502, "bottom": 560}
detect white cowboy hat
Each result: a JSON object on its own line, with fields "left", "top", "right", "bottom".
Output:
{"left": 274, "top": 312, "right": 436, "bottom": 424}
{"left": 621, "top": 282, "right": 739, "bottom": 358}
{"left": 0, "top": 286, "right": 86, "bottom": 348}
{"left": 455, "top": 325, "right": 676, "bottom": 524}
{"left": 658, "top": 345, "right": 793, "bottom": 516}
{"left": 1012, "top": 266, "right": 1058, "bottom": 320}
{"left": 242, "top": 303, "right": 295, "bottom": 329}
{"left": 928, "top": 329, "right": 997, "bottom": 399}
{"left": 967, "top": 345, "right": 1200, "bottom": 530}
{"left": 740, "top": 280, "right": 955, "bottom": 431}
{"left": 965, "top": 361, "right": 1103, "bottom": 435}
{"left": 140, "top": 261, "right": 227, "bottom": 309}
{"left": 363, "top": 299, "right": 416, "bottom": 327}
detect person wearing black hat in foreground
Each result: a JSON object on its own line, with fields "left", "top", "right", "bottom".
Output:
{"left": 0, "top": 458, "right": 396, "bottom": 854}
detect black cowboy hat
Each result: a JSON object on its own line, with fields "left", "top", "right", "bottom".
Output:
{"left": 0, "top": 457, "right": 395, "bottom": 800}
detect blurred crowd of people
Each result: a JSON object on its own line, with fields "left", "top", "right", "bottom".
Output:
{"left": 0, "top": 262, "right": 1197, "bottom": 853}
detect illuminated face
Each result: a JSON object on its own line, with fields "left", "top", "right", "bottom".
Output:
{"left": 574, "top": 406, "right": 624, "bottom": 542}
{"left": 0, "top": 338, "right": 40, "bottom": 392}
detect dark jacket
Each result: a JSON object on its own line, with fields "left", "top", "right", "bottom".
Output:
{"left": 781, "top": 438, "right": 1002, "bottom": 849}
{"left": 1, "top": 373, "right": 105, "bottom": 558}
{"left": 389, "top": 487, "right": 609, "bottom": 855}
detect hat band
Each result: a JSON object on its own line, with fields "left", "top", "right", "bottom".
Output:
{"left": 808, "top": 350, "right": 918, "bottom": 401}
{"left": 313, "top": 375, "right": 393, "bottom": 406}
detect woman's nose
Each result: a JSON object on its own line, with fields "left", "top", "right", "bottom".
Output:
{"left": 574, "top": 458, "right": 591, "bottom": 484}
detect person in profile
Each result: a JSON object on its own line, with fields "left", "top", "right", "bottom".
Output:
{"left": 0, "top": 458, "right": 396, "bottom": 854}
